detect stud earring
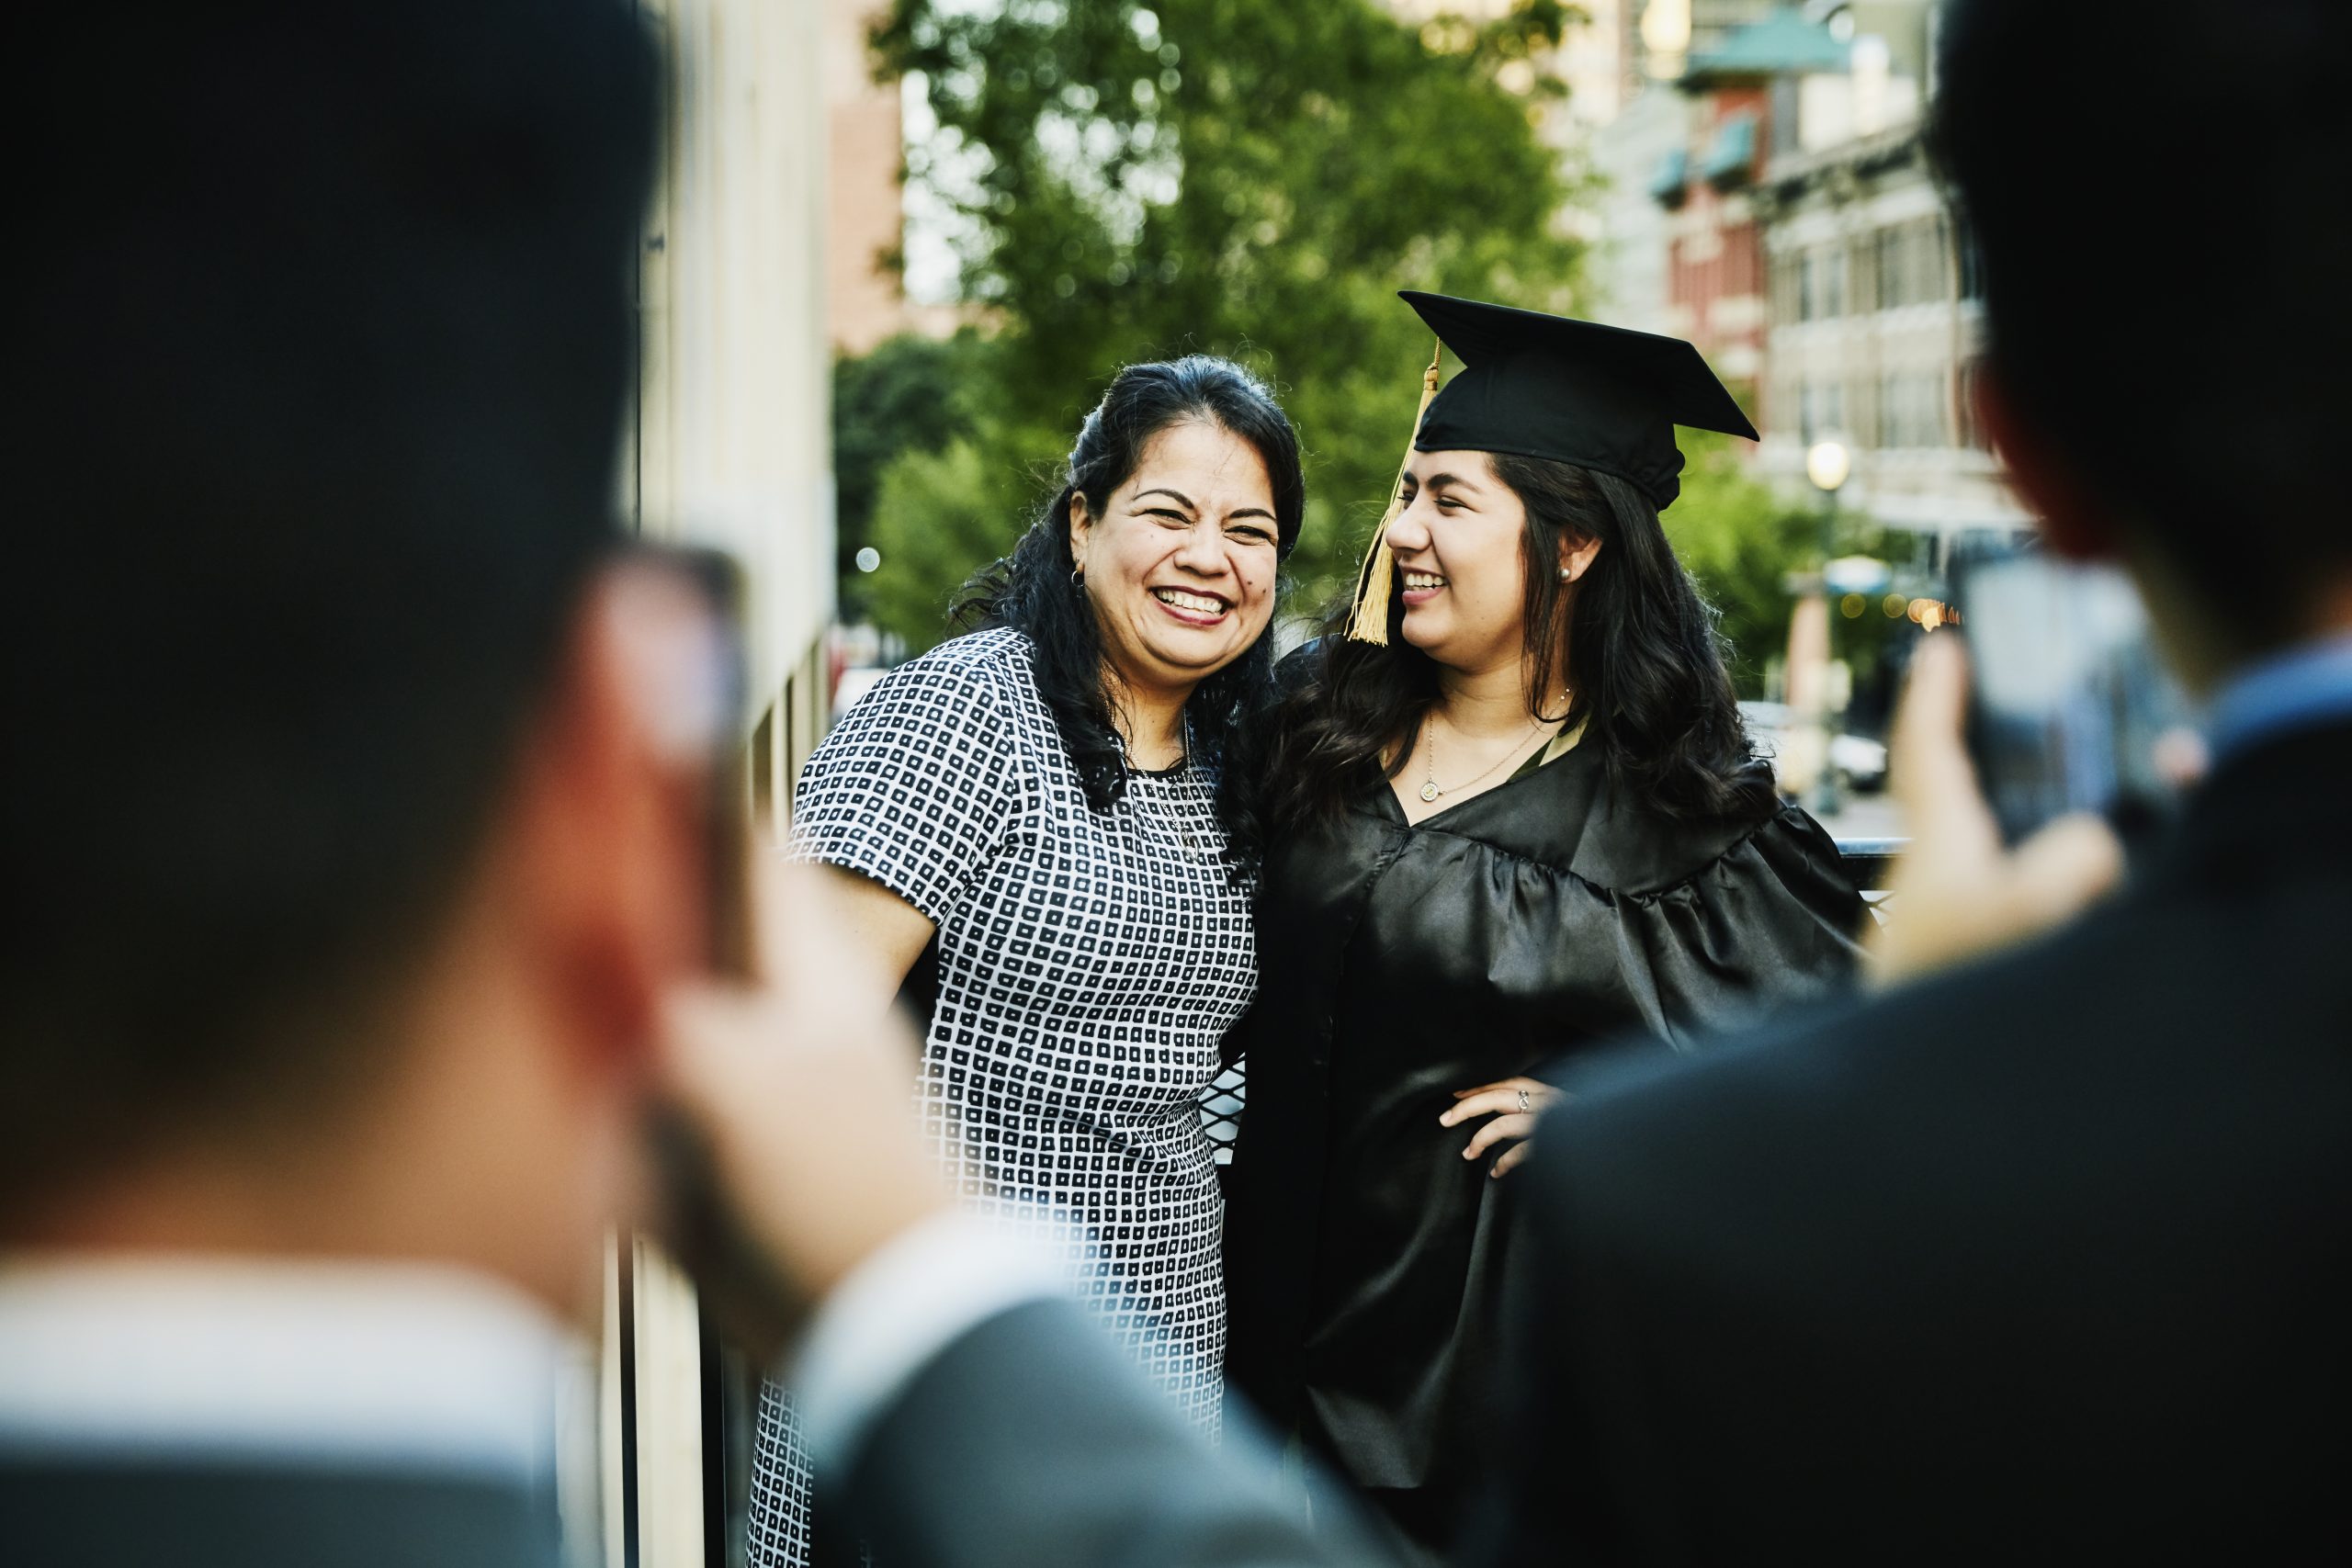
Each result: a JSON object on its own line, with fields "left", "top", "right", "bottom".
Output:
{"left": 1558, "top": 567, "right": 1574, "bottom": 581}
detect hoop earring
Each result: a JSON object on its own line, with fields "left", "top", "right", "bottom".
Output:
{"left": 1071, "top": 566, "right": 1086, "bottom": 591}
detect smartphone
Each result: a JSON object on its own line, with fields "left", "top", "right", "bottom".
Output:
{"left": 1950, "top": 537, "right": 2199, "bottom": 847}
{"left": 616, "top": 540, "right": 756, "bottom": 978}
{"left": 614, "top": 543, "right": 794, "bottom": 1354}
{"left": 669, "top": 547, "right": 755, "bottom": 982}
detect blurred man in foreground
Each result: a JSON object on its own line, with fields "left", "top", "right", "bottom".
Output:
{"left": 0, "top": 5, "right": 1348, "bottom": 1565}
{"left": 1471, "top": 1, "right": 2352, "bottom": 1560}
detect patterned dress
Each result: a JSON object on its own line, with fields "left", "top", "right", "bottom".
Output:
{"left": 747, "top": 627, "right": 1256, "bottom": 1566}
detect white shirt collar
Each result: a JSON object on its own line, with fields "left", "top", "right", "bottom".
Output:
{"left": 0, "top": 1253, "right": 572, "bottom": 1480}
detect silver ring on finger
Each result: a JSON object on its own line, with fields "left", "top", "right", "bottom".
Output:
{"left": 1516, "top": 1089, "right": 1532, "bottom": 1113}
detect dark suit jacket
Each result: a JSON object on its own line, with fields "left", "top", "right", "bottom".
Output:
{"left": 1470, "top": 720, "right": 2352, "bottom": 1564}
{"left": 0, "top": 1461, "right": 563, "bottom": 1568}
{"left": 839, "top": 1297, "right": 1374, "bottom": 1568}
{"left": 2, "top": 1307, "right": 1350, "bottom": 1568}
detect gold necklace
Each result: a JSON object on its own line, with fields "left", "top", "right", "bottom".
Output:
{"left": 1419, "top": 700, "right": 1567, "bottom": 804}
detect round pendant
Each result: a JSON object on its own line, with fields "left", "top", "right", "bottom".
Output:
{"left": 1419, "top": 782, "right": 1441, "bottom": 803}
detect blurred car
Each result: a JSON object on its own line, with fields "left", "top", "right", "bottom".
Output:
{"left": 1739, "top": 701, "right": 1888, "bottom": 795}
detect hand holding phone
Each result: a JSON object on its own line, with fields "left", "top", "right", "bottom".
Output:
{"left": 650, "top": 863, "right": 952, "bottom": 1366}
{"left": 619, "top": 547, "right": 951, "bottom": 1361}
{"left": 1865, "top": 635, "right": 2126, "bottom": 988}
{"left": 1951, "top": 540, "right": 2199, "bottom": 846}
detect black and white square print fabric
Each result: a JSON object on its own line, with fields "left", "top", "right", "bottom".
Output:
{"left": 749, "top": 628, "right": 1257, "bottom": 1566}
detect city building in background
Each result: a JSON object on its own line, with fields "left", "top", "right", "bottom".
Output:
{"left": 1585, "top": 1, "right": 2025, "bottom": 563}
{"left": 1555, "top": 0, "right": 1642, "bottom": 129}
{"left": 827, "top": 0, "right": 910, "bottom": 354}
{"left": 1588, "top": 83, "right": 1690, "bottom": 335}
{"left": 1572, "top": 3, "right": 2001, "bottom": 812}
{"left": 1588, "top": 2, "right": 1845, "bottom": 351}
{"left": 1657, "top": 6, "right": 1853, "bottom": 379}
{"left": 1755, "top": 3, "right": 2027, "bottom": 562}
{"left": 826, "top": 0, "right": 962, "bottom": 352}
{"left": 1758, "top": 118, "right": 2018, "bottom": 555}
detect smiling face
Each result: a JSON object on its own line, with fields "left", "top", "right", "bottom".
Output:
{"left": 1385, "top": 448, "right": 1545, "bottom": 677}
{"left": 1069, "top": 419, "right": 1282, "bottom": 701}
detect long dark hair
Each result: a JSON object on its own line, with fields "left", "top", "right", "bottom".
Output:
{"left": 1260, "top": 454, "right": 1772, "bottom": 834}
{"left": 952, "top": 355, "right": 1305, "bottom": 852}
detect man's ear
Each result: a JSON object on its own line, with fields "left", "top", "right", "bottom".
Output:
{"left": 1975, "top": 366, "right": 2120, "bottom": 562}
{"left": 505, "top": 565, "right": 718, "bottom": 1084}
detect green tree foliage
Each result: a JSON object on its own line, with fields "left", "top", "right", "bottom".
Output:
{"left": 1664, "top": 428, "right": 1817, "bottom": 696}
{"left": 864, "top": 438, "right": 1030, "bottom": 645}
{"left": 859, "top": 0, "right": 1589, "bottom": 649}
{"left": 1668, "top": 426, "right": 1899, "bottom": 703}
{"left": 831, "top": 330, "right": 991, "bottom": 619}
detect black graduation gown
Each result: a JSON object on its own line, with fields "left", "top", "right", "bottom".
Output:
{"left": 1221, "top": 740, "right": 1865, "bottom": 1560}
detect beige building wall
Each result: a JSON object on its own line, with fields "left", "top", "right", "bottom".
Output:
{"left": 591, "top": 3, "right": 836, "bottom": 1565}
{"left": 632, "top": 0, "right": 834, "bottom": 726}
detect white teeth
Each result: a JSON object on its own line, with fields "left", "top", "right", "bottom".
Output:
{"left": 1403, "top": 570, "right": 1447, "bottom": 591}
{"left": 1154, "top": 589, "right": 1227, "bottom": 615}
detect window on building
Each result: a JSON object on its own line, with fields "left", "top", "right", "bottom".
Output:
{"left": 1771, "top": 76, "right": 1801, "bottom": 156}
{"left": 1824, "top": 381, "right": 1845, "bottom": 434}
{"left": 1797, "top": 253, "right": 1816, "bottom": 322}
{"left": 1957, "top": 359, "right": 1990, "bottom": 449}
{"left": 1876, "top": 229, "right": 1903, "bottom": 310}
{"left": 1825, "top": 249, "right": 1848, "bottom": 318}
{"left": 1799, "top": 382, "right": 1818, "bottom": 443}
{"left": 1881, "top": 371, "right": 1905, "bottom": 446}
{"left": 1957, "top": 211, "right": 1984, "bottom": 300}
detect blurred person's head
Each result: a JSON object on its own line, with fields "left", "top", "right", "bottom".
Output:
{"left": 1934, "top": 0, "right": 2352, "bottom": 681}
{"left": 955, "top": 355, "right": 1305, "bottom": 834}
{"left": 1263, "top": 451, "right": 1770, "bottom": 832}
{"left": 3, "top": 1, "right": 681, "bottom": 1314}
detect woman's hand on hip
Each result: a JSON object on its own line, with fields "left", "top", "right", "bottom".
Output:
{"left": 1440, "top": 1077, "right": 1564, "bottom": 1179}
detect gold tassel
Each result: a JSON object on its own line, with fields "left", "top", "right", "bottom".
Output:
{"left": 1344, "top": 336, "right": 1446, "bottom": 645}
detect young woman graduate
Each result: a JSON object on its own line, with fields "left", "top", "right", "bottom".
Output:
{"left": 1221, "top": 293, "right": 1866, "bottom": 1562}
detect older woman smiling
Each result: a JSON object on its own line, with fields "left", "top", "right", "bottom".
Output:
{"left": 748, "top": 355, "right": 1306, "bottom": 1566}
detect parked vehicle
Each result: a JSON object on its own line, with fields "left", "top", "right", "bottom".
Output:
{"left": 1739, "top": 700, "right": 1888, "bottom": 795}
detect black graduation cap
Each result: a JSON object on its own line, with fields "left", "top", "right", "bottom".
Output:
{"left": 1346, "top": 292, "right": 1758, "bottom": 642}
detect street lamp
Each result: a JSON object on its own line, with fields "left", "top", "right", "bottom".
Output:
{"left": 1796, "top": 438, "right": 1852, "bottom": 817}
{"left": 1805, "top": 436, "right": 1852, "bottom": 495}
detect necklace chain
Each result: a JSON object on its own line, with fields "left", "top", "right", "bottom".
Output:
{"left": 1419, "top": 695, "right": 1571, "bottom": 805}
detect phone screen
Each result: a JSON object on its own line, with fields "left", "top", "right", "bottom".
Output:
{"left": 616, "top": 541, "right": 756, "bottom": 979}
{"left": 677, "top": 550, "right": 755, "bottom": 980}
{"left": 1951, "top": 539, "right": 2199, "bottom": 846}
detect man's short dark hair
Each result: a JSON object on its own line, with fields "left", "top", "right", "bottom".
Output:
{"left": 4, "top": 2, "right": 658, "bottom": 1201}
{"left": 1932, "top": 0, "right": 2352, "bottom": 643}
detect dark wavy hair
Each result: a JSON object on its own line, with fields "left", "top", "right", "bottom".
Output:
{"left": 1259, "top": 454, "right": 1773, "bottom": 836}
{"left": 952, "top": 355, "right": 1305, "bottom": 855}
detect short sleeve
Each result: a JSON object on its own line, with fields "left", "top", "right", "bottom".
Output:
{"left": 788, "top": 646, "right": 1024, "bottom": 924}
